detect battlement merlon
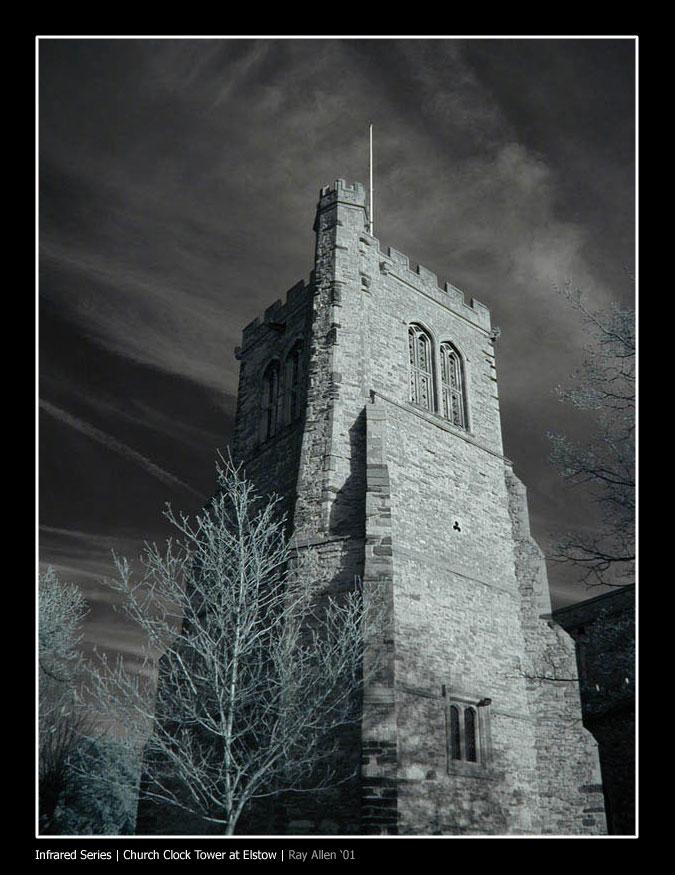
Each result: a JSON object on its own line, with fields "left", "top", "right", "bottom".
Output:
{"left": 316, "top": 179, "right": 492, "bottom": 333}
{"left": 320, "top": 178, "right": 367, "bottom": 205}
{"left": 239, "top": 280, "right": 309, "bottom": 353}
{"left": 313, "top": 178, "right": 369, "bottom": 233}
{"left": 240, "top": 179, "right": 493, "bottom": 355}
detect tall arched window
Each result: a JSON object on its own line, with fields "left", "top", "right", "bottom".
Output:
{"left": 283, "top": 340, "right": 304, "bottom": 425}
{"left": 440, "top": 342, "right": 467, "bottom": 429}
{"left": 449, "top": 705, "right": 461, "bottom": 761}
{"left": 408, "top": 324, "right": 434, "bottom": 411}
{"left": 464, "top": 707, "right": 477, "bottom": 762}
{"left": 444, "top": 690, "right": 490, "bottom": 770}
{"left": 261, "top": 360, "right": 281, "bottom": 441}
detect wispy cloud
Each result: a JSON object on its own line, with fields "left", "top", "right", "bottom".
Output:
{"left": 40, "top": 400, "right": 203, "bottom": 499}
{"left": 38, "top": 525, "right": 139, "bottom": 585}
{"left": 39, "top": 38, "right": 634, "bottom": 612}
{"left": 40, "top": 236, "right": 241, "bottom": 397}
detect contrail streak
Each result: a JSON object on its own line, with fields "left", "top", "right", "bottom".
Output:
{"left": 40, "top": 399, "right": 203, "bottom": 499}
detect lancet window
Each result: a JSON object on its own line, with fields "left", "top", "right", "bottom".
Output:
{"left": 464, "top": 707, "right": 477, "bottom": 762}
{"left": 444, "top": 693, "right": 489, "bottom": 768}
{"left": 448, "top": 703, "right": 478, "bottom": 762}
{"left": 408, "top": 324, "right": 434, "bottom": 412}
{"left": 261, "top": 360, "right": 281, "bottom": 441}
{"left": 449, "top": 705, "right": 462, "bottom": 761}
{"left": 440, "top": 342, "right": 467, "bottom": 429}
{"left": 407, "top": 326, "right": 469, "bottom": 428}
{"left": 283, "top": 340, "right": 304, "bottom": 425}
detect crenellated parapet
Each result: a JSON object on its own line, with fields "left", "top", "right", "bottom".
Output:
{"left": 374, "top": 244, "right": 491, "bottom": 332}
{"left": 318, "top": 178, "right": 368, "bottom": 208}
{"left": 318, "top": 180, "right": 491, "bottom": 332}
{"left": 238, "top": 280, "right": 310, "bottom": 356}
{"left": 238, "top": 180, "right": 492, "bottom": 360}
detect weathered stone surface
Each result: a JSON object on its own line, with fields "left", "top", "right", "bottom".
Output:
{"left": 232, "top": 179, "right": 606, "bottom": 835}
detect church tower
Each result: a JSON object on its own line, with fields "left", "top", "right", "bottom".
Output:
{"left": 232, "top": 179, "right": 606, "bottom": 835}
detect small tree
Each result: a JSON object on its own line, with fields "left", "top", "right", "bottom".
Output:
{"left": 55, "top": 737, "right": 140, "bottom": 835}
{"left": 38, "top": 567, "right": 88, "bottom": 833}
{"left": 88, "top": 456, "right": 376, "bottom": 835}
{"left": 547, "top": 285, "right": 635, "bottom": 587}
{"left": 39, "top": 566, "right": 88, "bottom": 690}
{"left": 39, "top": 568, "right": 140, "bottom": 834}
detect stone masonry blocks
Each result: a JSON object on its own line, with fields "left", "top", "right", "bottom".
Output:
{"left": 231, "top": 180, "right": 605, "bottom": 835}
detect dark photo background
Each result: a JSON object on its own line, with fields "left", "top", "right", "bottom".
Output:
{"left": 38, "top": 37, "right": 636, "bottom": 668}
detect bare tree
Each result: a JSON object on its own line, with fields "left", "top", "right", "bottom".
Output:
{"left": 87, "top": 456, "right": 377, "bottom": 835}
{"left": 547, "top": 285, "right": 635, "bottom": 587}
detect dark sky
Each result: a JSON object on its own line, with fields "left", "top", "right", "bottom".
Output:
{"left": 38, "top": 38, "right": 635, "bottom": 660}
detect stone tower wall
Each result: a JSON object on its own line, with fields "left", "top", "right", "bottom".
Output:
{"left": 231, "top": 179, "right": 606, "bottom": 835}
{"left": 234, "top": 182, "right": 372, "bottom": 833}
{"left": 232, "top": 280, "right": 312, "bottom": 525}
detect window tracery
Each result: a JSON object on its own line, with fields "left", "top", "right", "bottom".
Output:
{"left": 440, "top": 342, "right": 467, "bottom": 429}
{"left": 444, "top": 691, "right": 490, "bottom": 769}
{"left": 408, "top": 324, "right": 434, "bottom": 411}
{"left": 407, "top": 326, "right": 469, "bottom": 429}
